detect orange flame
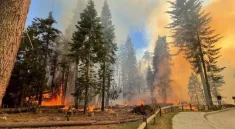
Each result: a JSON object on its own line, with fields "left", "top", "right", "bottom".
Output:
{"left": 157, "top": 99, "right": 180, "bottom": 105}
{"left": 88, "top": 105, "right": 95, "bottom": 112}
{"left": 42, "top": 85, "right": 63, "bottom": 106}
{"left": 137, "top": 101, "right": 144, "bottom": 106}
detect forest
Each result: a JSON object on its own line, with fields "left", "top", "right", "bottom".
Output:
{"left": 0, "top": 0, "right": 233, "bottom": 129}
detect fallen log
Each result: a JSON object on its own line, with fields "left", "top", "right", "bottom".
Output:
{"left": 0, "top": 121, "right": 96, "bottom": 128}
{"left": 0, "top": 107, "right": 34, "bottom": 114}
{"left": 0, "top": 118, "right": 142, "bottom": 128}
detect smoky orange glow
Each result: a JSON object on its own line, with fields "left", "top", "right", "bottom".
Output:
{"left": 137, "top": 100, "right": 144, "bottom": 106}
{"left": 41, "top": 86, "right": 63, "bottom": 106}
{"left": 204, "top": 0, "right": 235, "bottom": 104}
{"left": 160, "top": 0, "right": 235, "bottom": 104}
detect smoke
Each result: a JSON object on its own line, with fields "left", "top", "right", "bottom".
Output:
{"left": 52, "top": 0, "right": 234, "bottom": 104}
{"left": 205, "top": 0, "right": 235, "bottom": 104}
{"left": 146, "top": 0, "right": 235, "bottom": 104}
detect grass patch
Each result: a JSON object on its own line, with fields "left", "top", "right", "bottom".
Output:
{"left": 147, "top": 111, "right": 179, "bottom": 129}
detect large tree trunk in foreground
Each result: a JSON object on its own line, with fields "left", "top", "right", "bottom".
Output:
{"left": 0, "top": 0, "right": 31, "bottom": 107}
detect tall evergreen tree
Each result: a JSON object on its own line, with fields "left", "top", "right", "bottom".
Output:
{"left": 100, "top": 0, "right": 117, "bottom": 110}
{"left": 70, "top": 0, "right": 104, "bottom": 113}
{"left": 167, "top": 0, "right": 224, "bottom": 106}
{"left": 143, "top": 51, "right": 152, "bottom": 67}
{"left": 152, "top": 36, "right": 171, "bottom": 103}
{"left": 121, "top": 36, "right": 138, "bottom": 101}
{"left": 33, "top": 12, "right": 61, "bottom": 105}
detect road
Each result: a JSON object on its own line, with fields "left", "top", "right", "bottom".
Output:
{"left": 173, "top": 108, "right": 235, "bottom": 129}
{"left": 206, "top": 108, "right": 235, "bottom": 129}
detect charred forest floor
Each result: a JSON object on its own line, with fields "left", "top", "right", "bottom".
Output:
{"left": 0, "top": 108, "right": 143, "bottom": 129}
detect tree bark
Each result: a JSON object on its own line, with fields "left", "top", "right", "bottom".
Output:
{"left": 84, "top": 54, "right": 90, "bottom": 114}
{"left": 105, "top": 75, "right": 110, "bottom": 108}
{"left": 74, "top": 62, "right": 79, "bottom": 109}
{"left": 0, "top": 0, "right": 31, "bottom": 107}
{"left": 101, "top": 62, "right": 106, "bottom": 111}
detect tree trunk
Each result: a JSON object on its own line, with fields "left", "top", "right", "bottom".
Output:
{"left": 197, "top": 32, "right": 213, "bottom": 106}
{"left": 61, "top": 67, "right": 65, "bottom": 105}
{"left": 19, "top": 84, "right": 26, "bottom": 107}
{"left": 0, "top": 0, "right": 31, "bottom": 107}
{"left": 84, "top": 55, "right": 90, "bottom": 114}
{"left": 105, "top": 75, "right": 110, "bottom": 108}
{"left": 101, "top": 62, "right": 106, "bottom": 111}
{"left": 62, "top": 66, "right": 69, "bottom": 105}
{"left": 74, "top": 62, "right": 79, "bottom": 109}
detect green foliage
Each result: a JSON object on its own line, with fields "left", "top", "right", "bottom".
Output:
{"left": 4, "top": 12, "right": 61, "bottom": 107}
{"left": 70, "top": 0, "right": 106, "bottom": 112}
{"left": 100, "top": 0, "right": 118, "bottom": 109}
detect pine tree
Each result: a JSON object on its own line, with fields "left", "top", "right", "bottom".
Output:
{"left": 188, "top": 73, "right": 205, "bottom": 105}
{"left": 143, "top": 51, "right": 152, "bottom": 67}
{"left": 32, "top": 12, "right": 61, "bottom": 105}
{"left": 0, "top": 0, "right": 31, "bottom": 106}
{"left": 70, "top": 0, "right": 104, "bottom": 113}
{"left": 152, "top": 36, "right": 171, "bottom": 103}
{"left": 100, "top": 0, "right": 117, "bottom": 110}
{"left": 167, "top": 0, "right": 224, "bottom": 106}
{"left": 122, "top": 36, "right": 138, "bottom": 101}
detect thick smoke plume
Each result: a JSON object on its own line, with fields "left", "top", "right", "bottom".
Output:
{"left": 36, "top": 0, "right": 234, "bottom": 104}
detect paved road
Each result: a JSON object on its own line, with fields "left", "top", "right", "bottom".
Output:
{"left": 206, "top": 108, "right": 235, "bottom": 129}
{"left": 173, "top": 108, "right": 235, "bottom": 129}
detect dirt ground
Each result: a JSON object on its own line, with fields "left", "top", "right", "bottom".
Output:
{"left": 0, "top": 109, "right": 142, "bottom": 123}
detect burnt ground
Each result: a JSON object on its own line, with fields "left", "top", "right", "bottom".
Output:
{"left": 0, "top": 109, "right": 142, "bottom": 123}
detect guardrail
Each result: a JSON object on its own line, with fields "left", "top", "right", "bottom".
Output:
{"left": 137, "top": 104, "right": 220, "bottom": 129}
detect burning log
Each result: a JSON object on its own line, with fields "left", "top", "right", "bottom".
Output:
{"left": 87, "top": 105, "right": 95, "bottom": 117}
{"left": 131, "top": 104, "right": 155, "bottom": 115}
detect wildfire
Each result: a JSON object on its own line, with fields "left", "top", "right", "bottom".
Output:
{"left": 88, "top": 105, "right": 95, "bottom": 112}
{"left": 137, "top": 101, "right": 144, "bottom": 106}
{"left": 62, "top": 105, "right": 69, "bottom": 109}
{"left": 42, "top": 85, "right": 63, "bottom": 106}
{"left": 157, "top": 99, "right": 180, "bottom": 105}
{"left": 182, "top": 105, "right": 198, "bottom": 111}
